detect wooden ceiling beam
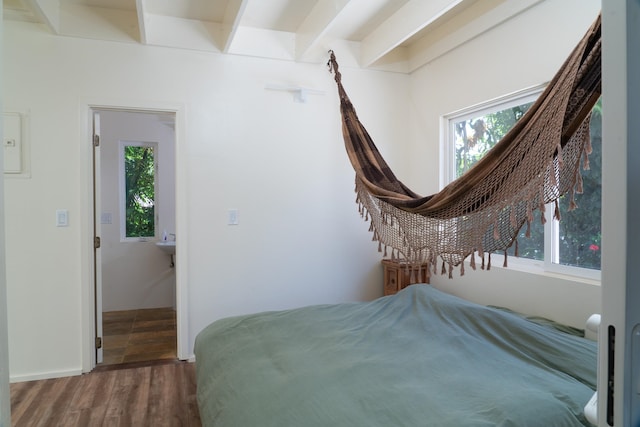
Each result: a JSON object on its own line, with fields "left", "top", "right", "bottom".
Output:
{"left": 221, "top": 0, "right": 249, "bottom": 53}
{"left": 135, "top": 0, "right": 148, "bottom": 44}
{"left": 24, "top": 0, "right": 60, "bottom": 34}
{"left": 295, "top": 0, "right": 352, "bottom": 61}
{"left": 406, "top": 0, "right": 544, "bottom": 72}
{"left": 360, "top": 0, "right": 466, "bottom": 67}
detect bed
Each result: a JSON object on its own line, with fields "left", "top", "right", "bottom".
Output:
{"left": 194, "top": 284, "right": 597, "bottom": 427}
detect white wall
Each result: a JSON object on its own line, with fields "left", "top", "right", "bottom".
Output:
{"left": 98, "top": 110, "right": 176, "bottom": 311}
{"left": 3, "top": 21, "right": 410, "bottom": 380}
{"left": 0, "top": 7, "right": 13, "bottom": 425}
{"left": 407, "top": 0, "right": 602, "bottom": 328}
{"left": 0, "top": 160, "right": 9, "bottom": 423}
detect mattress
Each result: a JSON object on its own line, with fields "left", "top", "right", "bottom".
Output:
{"left": 194, "top": 284, "right": 596, "bottom": 427}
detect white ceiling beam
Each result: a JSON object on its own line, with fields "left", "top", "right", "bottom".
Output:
{"left": 135, "top": 0, "right": 148, "bottom": 44}
{"left": 24, "top": 0, "right": 60, "bottom": 34}
{"left": 407, "top": 0, "right": 544, "bottom": 72}
{"left": 143, "top": 14, "right": 222, "bottom": 53}
{"left": 295, "top": 0, "right": 352, "bottom": 61}
{"left": 55, "top": 3, "right": 139, "bottom": 43}
{"left": 226, "top": 26, "right": 295, "bottom": 61}
{"left": 360, "top": 0, "right": 466, "bottom": 67}
{"left": 221, "top": 0, "right": 249, "bottom": 53}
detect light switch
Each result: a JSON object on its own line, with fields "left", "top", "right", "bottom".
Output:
{"left": 56, "top": 209, "right": 69, "bottom": 227}
{"left": 101, "top": 212, "right": 112, "bottom": 224}
{"left": 4, "top": 113, "right": 22, "bottom": 173}
{"left": 228, "top": 209, "right": 239, "bottom": 225}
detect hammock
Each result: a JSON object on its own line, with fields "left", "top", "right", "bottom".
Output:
{"left": 328, "top": 14, "right": 601, "bottom": 279}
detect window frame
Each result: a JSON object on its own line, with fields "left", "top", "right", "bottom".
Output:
{"left": 118, "top": 140, "right": 159, "bottom": 242}
{"left": 441, "top": 84, "right": 601, "bottom": 281}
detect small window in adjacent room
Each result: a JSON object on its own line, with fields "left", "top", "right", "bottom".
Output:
{"left": 442, "top": 85, "right": 601, "bottom": 278}
{"left": 120, "top": 141, "right": 158, "bottom": 241}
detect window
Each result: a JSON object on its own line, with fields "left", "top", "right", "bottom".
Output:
{"left": 120, "top": 141, "right": 158, "bottom": 241}
{"left": 442, "top": 85, "right": 601, "bottom": 278}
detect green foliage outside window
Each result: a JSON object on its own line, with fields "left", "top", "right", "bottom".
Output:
{"left": 454, "top": 103, "right": 532, "bottom": 177}
{"left": 453, "top": 98, "right": 601, "bottom": 270}
{"left": 125, "top": 145, "right": 156, "bottom": 238}
{"left": 454, "top": 101, "right": 544, "bottom": 262}
{"left": 558, "top": 99, "right": 602, "bottom": 269}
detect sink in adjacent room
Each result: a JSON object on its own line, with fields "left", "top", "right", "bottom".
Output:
{"left": 156, "top": 241, "right": 176, "bottom": 255}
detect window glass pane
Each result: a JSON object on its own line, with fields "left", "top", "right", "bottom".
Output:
{"left": 453, "top": 101, "right": 543, "bottom": 260}
{"left": 454, "top": 103, "right": 532, "bottom": 176}
{"left": 511, "top": 220, "right": 544, "bottom": 261}
{"left": 124, "top": 145, "right": 156, "bottom": 238}
{"left": 557, "top": 99, "right": 602, "bottom": 269}
{"left": 449, "top": 95, "right": 601, "bottom": 273}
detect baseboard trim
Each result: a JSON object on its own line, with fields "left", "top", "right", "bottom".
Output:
{"left": 10, "top": 368, "right": 83, "bottom": 383}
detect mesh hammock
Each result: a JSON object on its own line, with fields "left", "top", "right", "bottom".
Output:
{"left": 328, "top": 14, "right": 601, "bottom": 279}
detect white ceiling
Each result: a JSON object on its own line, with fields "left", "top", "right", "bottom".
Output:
{"left": 3, "top": 0, "right": 544, "bottom": 73}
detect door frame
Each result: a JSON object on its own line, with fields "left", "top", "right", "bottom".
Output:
{"left": 80, "top": 99, "right": 189, "bottom": 372}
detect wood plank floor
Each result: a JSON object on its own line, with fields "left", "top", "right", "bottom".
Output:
{"left": 102, "top": 307, "right": 176, "bottom": 365}
{"left": 10, "top": 361, "right": 201, "bottom": 426}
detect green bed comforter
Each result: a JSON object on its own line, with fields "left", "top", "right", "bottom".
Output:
{"left": 194, "top": 284, "right": 596, "bottom": 427}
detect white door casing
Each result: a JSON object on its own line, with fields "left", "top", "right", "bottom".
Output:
{"left": 82, "top": 101, "right": 189, "bottom": 372}
{"left": 92, "top": 110, "right": 104, "bottom": 364}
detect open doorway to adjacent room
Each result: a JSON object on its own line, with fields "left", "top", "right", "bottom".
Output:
{"left": 91, "top": 108, "right": 177, "bottom": 367}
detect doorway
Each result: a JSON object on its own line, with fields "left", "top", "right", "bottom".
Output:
{"left": 92, "top": 108, "right": 177, "bottom": 367}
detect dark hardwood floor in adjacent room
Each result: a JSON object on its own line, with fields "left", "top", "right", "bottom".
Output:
{"left": 102, "top": 307, "right": 176, "bottom": 365}
{"left": 10, "top": 361, "right": 201, "bottom": 426}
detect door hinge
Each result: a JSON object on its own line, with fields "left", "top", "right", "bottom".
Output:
{"left": 95, "top": 336, "right": 102, "bottom": 349}
{"left": 94, "top": 236, "right": 101, "bottom": 249}
{"left": 93, "top": 134, "right": 100, "bottom": 147}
